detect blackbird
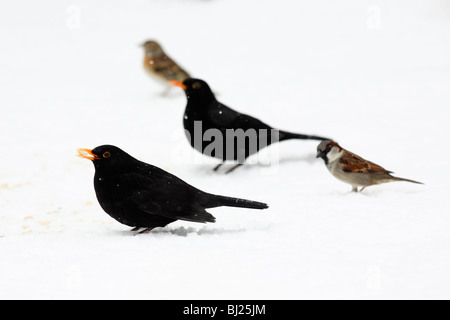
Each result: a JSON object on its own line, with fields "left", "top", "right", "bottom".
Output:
{"left": 77, "top": 145, "right": 268, "bottom": 233}
{"left": 170, "top": 78, "right": 330, "bottom": 173}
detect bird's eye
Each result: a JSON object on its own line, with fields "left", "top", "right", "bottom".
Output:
{"left": 103, "top": 152, "right": 111, "bottom": 158}
{"left": 192, "top": 82, "right": 201, "bottom": 89}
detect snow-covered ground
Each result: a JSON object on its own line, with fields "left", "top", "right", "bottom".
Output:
{"left": 1, "top": 0, "right": 450, "bottom": 299}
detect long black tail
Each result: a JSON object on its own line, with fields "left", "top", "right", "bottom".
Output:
{"left": 279, "top": 130, "right": 329, "bottom": 142}
{"left": 204, "top": 195, "right": 268, "bottom": 210}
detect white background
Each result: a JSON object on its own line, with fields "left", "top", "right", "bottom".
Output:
{"left": 0, "top": 0, "right": 449, "bottom": 299}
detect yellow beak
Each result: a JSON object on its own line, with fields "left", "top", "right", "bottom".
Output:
{"left": 169, "top": 80, "right": 187, "bottom": 90}
{"left": 77, "top": 148, "right": 100, "bottom": 160}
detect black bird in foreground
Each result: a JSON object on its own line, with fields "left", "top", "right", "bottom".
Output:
{"left": 170, "top": 78, "right": 330, "bottom": 173}
{"left": 77, "top": 145, "right": 268, "bottom": 234}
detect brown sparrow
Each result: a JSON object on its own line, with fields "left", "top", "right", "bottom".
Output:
{"left": 316, "top": 140, "right": 423, "bottom": 192}
{"left": 141, "top": 40, "right": 190, "bottom": 94}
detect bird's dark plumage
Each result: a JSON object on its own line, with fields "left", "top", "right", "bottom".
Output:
{"left": 171, "top": 78, "right": 330, "bottom": 172}
{"left": 78, "top": 145, "right": 268, "bottom": 232}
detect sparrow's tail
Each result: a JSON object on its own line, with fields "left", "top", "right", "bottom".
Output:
{"left": 204, "top": 195, "right": 269, "bottom": 210}
{"left": 279, "top": 130, "right": 329, "bottom": 142}
{"left": 390, "top": 176, "right": 424, "bottom": 185}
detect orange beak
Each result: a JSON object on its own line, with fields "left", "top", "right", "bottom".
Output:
{"left": 77, "top": 148, "right": 100, "bottom": 160}
{"left": 169, "top": 80, "right": 187, "bottom": 90}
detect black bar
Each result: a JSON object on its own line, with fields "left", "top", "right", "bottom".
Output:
{"left": 147, "top": 301, "right": 293, "bottom": 318}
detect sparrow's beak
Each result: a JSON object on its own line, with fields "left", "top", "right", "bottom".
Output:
{"left": 77, "top": 148, "right": 100, "bottom": 160}
{"left": 169, "top": 80, "right": 187, "bottom": 90}
{"left": 316, "top": 150, "right": 325, "bottom": 159}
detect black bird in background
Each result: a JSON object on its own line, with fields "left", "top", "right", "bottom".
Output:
{"left": 77, "top": 145, "right": 268, "bottom": 234}
{"left": 170, "top": 78, "right": 330, "bottom": 173}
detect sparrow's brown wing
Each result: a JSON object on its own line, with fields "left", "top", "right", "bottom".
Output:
{"left": 152, "top": 55, "right": 190, "bottom": 81}
{"left": 340, "top": 151, "right": 392, "bottom": 175}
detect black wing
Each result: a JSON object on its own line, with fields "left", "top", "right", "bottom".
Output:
{"left": 124, "top": 165, "right": 216, "bottom": 223}
{"left": 208, "top": 102, "right": 273, "bottom": 132}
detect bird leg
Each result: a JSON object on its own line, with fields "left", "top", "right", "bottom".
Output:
{"left": 213, "top": 164, "right": 223, "bottom": 171}
{"left": 136, "top": 227, "right": 155, "bottom": 235}
{"left": 130, "top": 227, "right": 141, "bottom": 232}
{"left": 351, "top": 186, "right": 359, "bottom": 193}
{"left": 226, "top": 164, "right": 243, "bottom": 174}
{"left": 160, "top": 85, "right": 173, "bottom": 97}
{"left": 360, "top": 187, "right": 367, "bottom": 192}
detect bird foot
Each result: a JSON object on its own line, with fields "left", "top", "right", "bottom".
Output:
{"left": 132, "top": 227, "right": 155, "bottom": 235}
{"left": 139, "top": 227, "right": 155, "bottom": 234}
{"left": 159, "top": 86, "right": 174, "bottom": 97}
{"left": 212, "top": 163, "right": 243, "bottom": 174}
{"left": 225, "top": 164, "right": 243, "bottom": 174}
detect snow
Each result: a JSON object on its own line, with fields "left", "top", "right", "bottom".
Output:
{"left": 1, "top": 0, "right": 450, "bottom": 299}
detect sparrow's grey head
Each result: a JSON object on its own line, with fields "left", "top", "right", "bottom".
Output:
{"left": 142, "top": 40, "right": 164, "bottom": 57}
{"left": 317, "top": 140, "right": 342, "bottom": 164}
